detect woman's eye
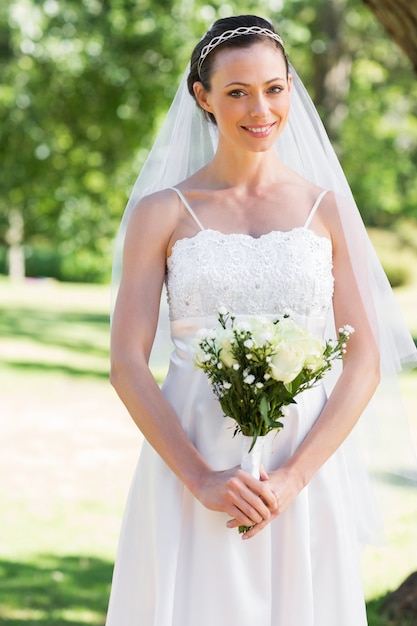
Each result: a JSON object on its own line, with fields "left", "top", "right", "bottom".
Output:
{"left": 268, "top": 85, "right": 283, "bottom": 94}
{"left": 229, "top": 90, "right": 246, "bottom": 98}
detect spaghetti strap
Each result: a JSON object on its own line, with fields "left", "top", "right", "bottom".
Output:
{"left": 170, "top": 187, "right": 205, "bottom": 231}
{"left": 304, "top": 190, "right": 328, "bottom": 229}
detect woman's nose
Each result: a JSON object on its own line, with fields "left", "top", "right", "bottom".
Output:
{"left": 250, "top": 95, "right": 269, "bottom": 117}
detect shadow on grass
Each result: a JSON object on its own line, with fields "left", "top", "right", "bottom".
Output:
{"left": 1, "top": 306, "right": 111, "bottom": 379}
{"left": 0, "top": 309, "right": 110, "bottom": 358}
{"left": 2, "top": 361, "right": 109, "bottom": 379}
{"left": 0, "top": 555, "right": 112, "bottom": 625}
{"left": 0, "top": 554, "right": 414, "bottom": 626}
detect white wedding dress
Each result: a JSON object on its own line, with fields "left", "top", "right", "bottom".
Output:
{"left": 106, "top": 188, "right": 369, "bottom": 625}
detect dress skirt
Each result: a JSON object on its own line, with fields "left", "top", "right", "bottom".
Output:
{"left": 105, "top": 317, "right": 368, "bottom": 626}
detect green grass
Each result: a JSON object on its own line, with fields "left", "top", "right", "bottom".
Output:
{"left": 0, "top": 276, "right": 416, "bottom": 625}
{"left": 0, "top": 556, "right": 112, "bottom": 626}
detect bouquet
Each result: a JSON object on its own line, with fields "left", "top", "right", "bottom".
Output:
{"left": 193, "top": 309, "right": 354, "bottom": 532}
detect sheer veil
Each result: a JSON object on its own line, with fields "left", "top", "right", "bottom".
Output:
{"left": 111, "top": 60, "right": 417, "bottom": 540}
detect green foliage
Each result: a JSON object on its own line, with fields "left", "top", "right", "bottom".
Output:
{"left": 368, "top": 226, "right": 417, "bottom": 288}
{"left": 267, "top": 0, "right": 417, "bottom": 227}
{"left": 1, "top": 0, "right": 416, "bottom": 281}
{"left": 0, "top": 0, "right": 187, "bottom": 280}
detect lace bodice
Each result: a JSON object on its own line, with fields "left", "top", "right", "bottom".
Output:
{"left": 166, "top": 228, "right": 334, "bottom": 321}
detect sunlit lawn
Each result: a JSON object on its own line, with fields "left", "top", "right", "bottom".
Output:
{"left": 0, "top": 277, "right": 416, "bottom": 625}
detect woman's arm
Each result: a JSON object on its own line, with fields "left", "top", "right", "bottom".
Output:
{"left": 234, "top": 193, "right": 380, "bottom": 538}
{"left": 110, "top": 191, "right": 278, "bottom": 528}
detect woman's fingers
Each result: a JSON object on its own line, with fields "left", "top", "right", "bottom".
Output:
{"left": 198, "top": 466, "right": 278, "bottom": 525}
{"left": 223, "top": 470, "right": 278, "bottom": 524}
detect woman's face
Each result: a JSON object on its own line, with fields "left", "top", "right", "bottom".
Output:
{"left": 195, "top": 42, "right": 292, "bottom": 153}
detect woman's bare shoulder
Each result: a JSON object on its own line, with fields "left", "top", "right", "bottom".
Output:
{"left": 117, "top": 188, "right": 184, "bottom": 264}
{"left": 128, "top": 188, "right": 181, "bottom": 225}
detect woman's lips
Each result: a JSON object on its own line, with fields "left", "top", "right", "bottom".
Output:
{"left": 241, "top": 122, "right": 276, "bottom": 137}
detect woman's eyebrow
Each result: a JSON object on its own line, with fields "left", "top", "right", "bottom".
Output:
{"left": 224, "top": 77, "right": 286, "bottom": 88}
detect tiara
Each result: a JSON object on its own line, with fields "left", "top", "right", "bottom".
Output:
{"left": 197, "top": 26, "right": 285, "bottom": 78}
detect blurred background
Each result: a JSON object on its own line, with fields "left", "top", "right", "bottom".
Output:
{"left": 0, "top": 0, "right": 416, "bottom": 624}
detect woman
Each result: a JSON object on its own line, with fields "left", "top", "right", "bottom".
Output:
{"left": 107, "top": 15, "right": 416, "bottom": 626}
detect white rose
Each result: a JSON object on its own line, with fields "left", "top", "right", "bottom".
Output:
{"left": 303, "top": 335, "right": 325, "bottom": 371}
{"left": 246, "top": 317, "right": 275, "bottom": 347}
{"left": 217, "top": 328, "right": 238, "bottom": 368}
{"left": 269, "top": 342, "right": 305, "bottom": 384}
{"left": 274, "top": 317, "right": 305, "bottom": 343}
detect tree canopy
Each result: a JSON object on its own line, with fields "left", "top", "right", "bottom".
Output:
{"left": 1, "top": 0, "right": 416, "bottom": 281}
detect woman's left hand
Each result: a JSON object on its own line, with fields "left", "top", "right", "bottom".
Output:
{"left": 226, "top": 466, "right": 301, "bottom": 538}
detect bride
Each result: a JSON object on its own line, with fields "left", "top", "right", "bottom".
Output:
{"left": 106, "top": 14, "right": 416, "bottom": 626}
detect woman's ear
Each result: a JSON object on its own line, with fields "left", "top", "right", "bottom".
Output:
{"left": 193, "top": 81, "right": 213, "bottom": 114}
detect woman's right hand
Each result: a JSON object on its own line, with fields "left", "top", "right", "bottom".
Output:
{"left": 195, "top": 466, "right": 279, "bottom": 529}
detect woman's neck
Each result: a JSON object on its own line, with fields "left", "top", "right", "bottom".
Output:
{"left": 203, "top": 144, "right": 285, "bottom": 190}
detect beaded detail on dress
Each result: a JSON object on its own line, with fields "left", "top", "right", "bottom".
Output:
{"left": 166, "top": 228, "right": 334, "bottom": 321}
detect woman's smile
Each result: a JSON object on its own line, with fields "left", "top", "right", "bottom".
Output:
{"left": 241, "top": 122, "right": 277, "bottom": 137}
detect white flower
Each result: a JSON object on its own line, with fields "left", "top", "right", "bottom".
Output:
{"left": 246, "top": 353, "right": 253, "bottom": 360}
{"left": 255, "top": 382, "right": 264, "bottom": 389}
{"left": 243, "top": 374, "right": 255, "bottom": 385}
{"left": 233, "top": 363, "right": 240, "bottom": 370}
{"left": 264, "top": 373, "right": 271, "bottom": 380}
{"left": 218, "top": 306, "right": 228, "bottom": 316}
{"left": 217, "top": 328, "right": 238, "bottom": 367}
{"left": 339, "top": 324, "right": 355, "bottom": 335}
{"left": 245, "top": 317, "right": 274, "bottom": 346}
{"left": 303, "top": 335, "right": 325, "bottom": 371}
{"left": 196, "top": 328, "right": 210, "bottom": 340}
{"left": 269, "top": 342, "right": 305, "bottom": 384}
{"left": 217, "top": 362, "right": 223, "bottom": 369}
{"left": 235, "top": 320, "right": 252, "bottom": 333}
{"left": 223, "top": 382, "right": 232, "bottom": 390}
{"left": 243, "top": 339, "right": 254, "bottom": 349}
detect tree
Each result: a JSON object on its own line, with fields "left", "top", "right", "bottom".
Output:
{"left": 363, "top": 0, "right": 417, "bottom": 73}
{"left": 1, "top": 0, "right": 416, "bottom": 282}
{"left": 0, "top": 0, "right": 186, "bottom": 281}
{"left": 275, "top": 0, "right": 417, "bottom": 226}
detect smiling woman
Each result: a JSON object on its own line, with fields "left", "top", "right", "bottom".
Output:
{"left": 105, "top": 14, "right": 417, "bottom": 626}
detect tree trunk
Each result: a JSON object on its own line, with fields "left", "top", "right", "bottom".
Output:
{"left": 310, "top": 0, "right": 353, "bottom": 146}
{"left": 381, "top": 571, "right": 417, "bottom": 620}
{"left": 363, "top": 0, "right": 417, "bottom": 72}
{"left": 6, "top": 209, "right": 25, "bottom": 281}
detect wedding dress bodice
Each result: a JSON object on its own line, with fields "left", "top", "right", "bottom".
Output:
{"left": 166, "top": 228, "right": 334, "bottom": 321}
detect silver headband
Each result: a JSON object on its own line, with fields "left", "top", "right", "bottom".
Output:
{"left": 197, "top": 26, "right": 285, "bottom": 78}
